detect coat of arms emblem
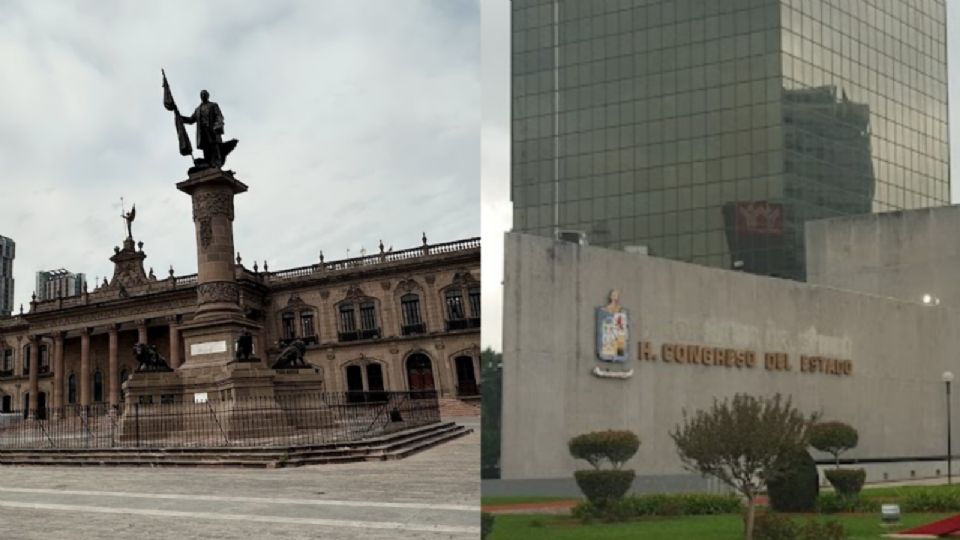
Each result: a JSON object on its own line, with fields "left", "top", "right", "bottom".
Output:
{"left": 596, "top": 289, "right": 629, "bottom": 363}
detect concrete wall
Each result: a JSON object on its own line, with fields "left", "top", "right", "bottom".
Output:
{"left": 501, "top": 232, "right": 960, "bottom": 484}
{"left": 806, "top": 205, "right": 960, "bottom": 307}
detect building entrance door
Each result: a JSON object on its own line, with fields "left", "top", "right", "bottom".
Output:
{"left": 36, "top": 392, "right": 47, "bottom": 420}
{"left": 454, "top": 356, "right": 478, "bottom": 397}
{"left": 406, "top": 354, "right": 435, "bottom": 399}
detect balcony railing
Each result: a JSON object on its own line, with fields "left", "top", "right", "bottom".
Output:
{"left": 445, "top": 318, "right": 481, "bottom": 331}
{"left": 338, "top": 328, "right": 381, "bottom": 343}
{"left": 0, "top": 370, "right": 13, "bottom": 378}
{"left": 264, "top": 237, "right": 480, "bottom": 283}
{"left": 401, "top": 322, "right": 426, "bottom": 336}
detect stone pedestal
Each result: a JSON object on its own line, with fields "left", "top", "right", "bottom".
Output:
{"left": 114, "top": 166, "right": 331, "bottom": 446}
{"left": 119, "top": 362, "right": 328, "bottom": 445}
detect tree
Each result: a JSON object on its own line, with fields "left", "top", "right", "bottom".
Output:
{"left": 808, "top": 421, "right": 858, "bottom": 468}
{"left": 671, "top": 394, "right": 817, "bottom": 540}
{"left": 480, "top": 348, "right": 503, "bottom": 479}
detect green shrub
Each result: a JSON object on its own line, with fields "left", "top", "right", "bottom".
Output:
{"left": 573, "top": 469, "right": 635, "bottom": 506}
{"left": 816, "top": 492, "right": 875, "bottom": 514}
{"left": 824, "top": 469, "right": 866, "bottom": 497}
{"left": 798, "top": 519, "right": 846, "bottom": 540}
{"left": 767, "top": 447, "right": 819, "bottom": 512}
{"left": 753, "top": 512, "right": 797, "bottom": 540}
{"left": 572, "top": 492, "right": 742, "bottom": 522}
{"left": 568, "top": 430, "right": 640, "bottom": 469}
{"left": 809, "top": 421, "right": 859, "bottom": 467}
{"left": 902, "top": 488, "right": 960, "bottom": 512}
{"left": 481, "top": 512, "right": 494, "bottom": 539}
{"left": 754, "top": 512, "right": 847, "bottom": 540}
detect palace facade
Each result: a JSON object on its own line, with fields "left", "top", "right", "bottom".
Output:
{"left": 0, "top": 234, "right": 480, "bottom": 417}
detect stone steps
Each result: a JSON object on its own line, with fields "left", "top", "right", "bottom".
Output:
{"left": 0, "top": 421, "right": 471, "bottom": 468}
{"left": 439, "top": 397, "right": 481, "bottom": 418}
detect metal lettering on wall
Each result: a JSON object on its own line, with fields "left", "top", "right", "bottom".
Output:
{"left": 636, "top": 340, "right": 853, "bottom": 377}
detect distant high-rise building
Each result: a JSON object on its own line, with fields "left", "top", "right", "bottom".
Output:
{"left": 0, "top": 236, "right": 13, "bottom": 316}
{"left": 35, "top": 269, "right": 86, "bottom": 301}
{"left": 511, "top": 0, "right": 949, "bottom": 280}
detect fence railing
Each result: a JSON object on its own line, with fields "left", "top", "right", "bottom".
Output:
{"left": 0, "top": 391, "right": 440, "bottom": 449}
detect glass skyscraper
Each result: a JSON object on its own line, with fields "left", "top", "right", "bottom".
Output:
{"left": 511, "top": 0, "right": 949, "bottom": 280}
{"left": 0, "top": 236, "right": 14, "bottom": 317}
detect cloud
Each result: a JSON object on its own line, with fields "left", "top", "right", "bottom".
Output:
{"left": 480, "top": 0, "right": 510, "bottom": 351}
{"left": 0, "top": 0, "right": 480, "bottom": 313}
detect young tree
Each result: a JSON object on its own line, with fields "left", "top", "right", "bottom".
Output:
{"left": 808, "top": 421, "right": 858, "bottom": 468}
{"left": 671, "top": 394, "right": 817, "bottom": 540}
{"left": 480, "top": 348, "right": 503, "bottom": 479}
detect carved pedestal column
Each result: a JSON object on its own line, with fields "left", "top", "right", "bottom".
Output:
{"left": 177, "top": 168, "right": 247, "bottom": 321}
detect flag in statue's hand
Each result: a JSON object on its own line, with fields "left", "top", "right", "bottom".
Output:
{"left": 162, "top": 69, "right": 193, "bottom": 157}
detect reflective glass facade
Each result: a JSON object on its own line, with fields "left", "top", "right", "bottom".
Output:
{"left": 511, "top": 0, "right": 949, "bottom": 280}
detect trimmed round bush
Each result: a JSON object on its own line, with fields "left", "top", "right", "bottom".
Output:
{"left": 824, "top": 468, "right": 866, "bottom": 497}
{"left": 809, "top": 422, "right": 859, "bottom": 465}
{"left": 767, "top": 447, "right": 819, "bottom": 512}
{"left": 573, "top": 469, "right": 635, "bottom": 505}
{"left": 568, "top": 430, "right": 640, "bottom": 469}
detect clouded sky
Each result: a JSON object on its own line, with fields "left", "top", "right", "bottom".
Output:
{"left": 0, "top": 0, "right": 479, "bottom": 313}
{"left": 480, "top": 0, "right": 960, "bottom": 351}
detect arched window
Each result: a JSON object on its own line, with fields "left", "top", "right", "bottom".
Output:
{"left": 278, "top": 295, "right": 319, "bottom": 345}
{"left": 1, "top": 348, "right": 12, "bottom": 376}
{"left": 281, "top": 312, "right": 296, "bottom": 340}
{"left": 93, "top": 371, "right": 104, "bottom": 403}
{"left": 400, "top": 294, "right": 425, "bottom": 335}
{"left": 337, "top": 301, "right": 380, "bottom": 342}
{"left": 38, "top": 344, "right": 50, "bottom": 374}
{"left": 67, "top": 374, "right": 77, "bottom": 404}
{"left": 442, "top": 272, "right": 480, "bottom": 331}
{"left": 345, "top": 365, "right": 364, "bottom": 402}
{"left": 0, "top": 395, "right": 10, "bottom": 413}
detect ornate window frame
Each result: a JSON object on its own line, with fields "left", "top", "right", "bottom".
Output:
{"left": 277, "top": 294, "right": 320, "bottom": 345}
{"left": 395, "top": 278, "right": 427, "bottom": 336}
{"left": 440, "top": 271, "right": 481, "bottom": 331}
{"left": 335, "top": 286, "right": 381, "bottom": 342}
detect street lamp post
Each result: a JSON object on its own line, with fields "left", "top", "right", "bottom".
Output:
{"left": 945, "top": 371, "right": 955, "bottom": 485}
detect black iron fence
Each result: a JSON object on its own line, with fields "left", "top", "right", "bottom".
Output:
{"left": 0, "top": 391, "right": 440, "bottom": 449}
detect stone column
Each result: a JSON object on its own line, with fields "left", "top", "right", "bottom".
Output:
{"left": 52, "top": 332, "right": 64, "bottom": 410}
{"left": 137, "top": 319, "right": 148, "bottom": 344}
{"left": 108, "top": 325, "right": 119, "bottom": 407}
{"left": 168, "top": 321, "right": 181, "bottom": 369}
{"left": 27, "top": 336, "right": 38, "bottom": 416}
{"left": 176, "top": 170, "right": 247, "bottom": 320}
{"left": 80, "top": 328, "right": 91, "bottom": 407}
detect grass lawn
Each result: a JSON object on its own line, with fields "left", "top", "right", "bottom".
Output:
{"left": 488, "top": 512, "right": 955, "bottom": 539}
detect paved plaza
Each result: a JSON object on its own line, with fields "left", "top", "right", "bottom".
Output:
{"left": 0, "top": 419, "right": 480, "bottom": 539}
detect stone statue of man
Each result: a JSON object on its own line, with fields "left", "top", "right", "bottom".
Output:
{"left": 180, "top": 90, "right": 237, "bottom": 169}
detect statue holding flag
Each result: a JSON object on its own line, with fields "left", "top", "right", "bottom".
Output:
{"left": 162, "top": 70, "right": 238, "bottom": 170}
